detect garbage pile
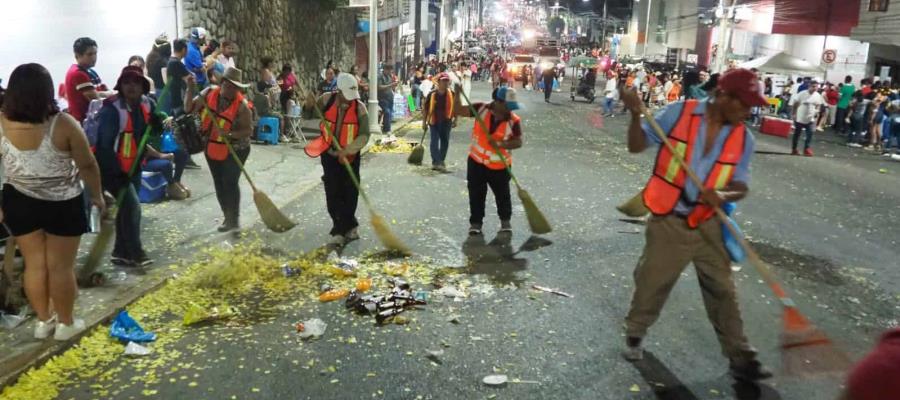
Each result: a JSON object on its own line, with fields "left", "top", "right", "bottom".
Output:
{"left": 344, "top": 278, "right": 427, "bottom": 324}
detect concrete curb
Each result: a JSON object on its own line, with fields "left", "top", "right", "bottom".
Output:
{"left": 0, "top": 114, "right": 422, "bottom": 390}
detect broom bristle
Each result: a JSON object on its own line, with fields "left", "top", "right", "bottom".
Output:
{"left": 369, "top": 212, "right": 411, "bottom": 254}
{"left": 253, "top": 191, "right": 297, "bottom": 233}
{"left": 407, "top": 144, "right": 425, "bottom": 165}
{"left": 82, "top": 222, "right": 114, "bottom": 276}
{"left": 616, "top": 191, "right": 650, "bottom": 217}
{"left": 781, "top": 307, "right": 852, "bottom": 376}
{"left": 517, "top": 188, "right": 552, "bottom": 234}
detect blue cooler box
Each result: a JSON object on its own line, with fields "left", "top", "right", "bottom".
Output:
{"left": 139, "top": 171, "right": 168, "bottom": 203}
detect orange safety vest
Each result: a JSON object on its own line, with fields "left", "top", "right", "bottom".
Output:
{"left": 304, "top": 95, "right": 363, "bottom": 162}
{"left": 426, "top": 89, "right": 454, "bottom": 125}
{"left": 469, "top": 106, "right": 519, "bottom": 170}
{"left": 200, "top": 88, "right": 246, "bottom": 161}
{"left": 112, "top": 97, "right": 151, "bottom": 174}
{"left": 642, "top": 100, "right": 747, "bottom": 228}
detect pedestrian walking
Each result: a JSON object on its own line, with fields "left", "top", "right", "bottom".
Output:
{"left": 184, "top": 67, "right": 253, "bottom": 232}
{"left": 0, "top": 63, "right": 106, "bottom": 340}
{"left": 619, "top": 68, "right": 773, "bottom": 381}
{"left": 542, "top": 66, "right": 556, "bottom": 103}
{"left": 603, "top": 71, "right": 618, "bottom": 117}
{"left": 96, "top": 66, "right": 167, "bottom": 267}
{"left": 422, "top": 73, "right": 457, "bottom": 171}
{"left": 377, "top": 64, "right": 397, "bottom": 136}
{"left": 303, "top": 73, "right": 371, "bottom": 246}
{"left": 790, "top": 80, "right": 825, "bottom": 156}
{"left": 453, "top": 87, "right": 523, "bottom": 235}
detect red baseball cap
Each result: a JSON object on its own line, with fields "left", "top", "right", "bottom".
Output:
{"left": 717, "top": 68, "right": 768, "bottom": 107}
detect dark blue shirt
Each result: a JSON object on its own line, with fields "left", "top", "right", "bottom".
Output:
{"left": 96, "top": 97, "right": 161, "bottom": 191}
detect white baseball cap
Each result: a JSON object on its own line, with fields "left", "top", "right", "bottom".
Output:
{"left": 336, "top": 73, "right": 360, "bottom": 100}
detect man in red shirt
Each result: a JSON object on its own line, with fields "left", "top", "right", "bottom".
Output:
{"left": 819, "top": 82, "right": 840, "bottom": 131}
{"left": 64, "top": 37, "right": 115, "bottom": 123}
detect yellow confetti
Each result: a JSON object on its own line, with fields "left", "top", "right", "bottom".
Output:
{"left": 188, "top": 381, "right": 198, "bottom": 387}
{"left": 630, "top": 384, "right": 640, "bottom": 392}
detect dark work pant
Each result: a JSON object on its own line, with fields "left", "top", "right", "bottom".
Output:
{"left": 834, "top": 107, "right": 848, "bottom": 133}
{"left": 792, "top": 122, "right": 814, "bottom": 150}
{"left": 429, "top": 120, "right": 452, "bottom": 166}
{"left": 206, "top": 146, "right": 250, "bottom": 225}
{"left": 543, "top": 78, "right": 554, "bottom": 100}
{"left": 112, "top": 182, "right": 143, "bottom": 260}
{"left": 321, "top": 153, "right": 361, "bottom": 236}
{"left": 467, "top": 157, "right": 512, "bottom": 225}
{"left": 379, "top": 98, "right": 394, "bottom": 133}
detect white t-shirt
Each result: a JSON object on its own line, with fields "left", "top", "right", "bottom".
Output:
{"left": 790, "top": 90, "right": 825, "bottom": 124}
{"left": 605, "top": 78, "right": 618, "bottom": 98}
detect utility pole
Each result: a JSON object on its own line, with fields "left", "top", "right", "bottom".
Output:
{"left": 414, "top": 0, "right": 421, "bottom": 62}
{"left": 368, "top": 0, "right": 381, "bottom": 135}
{"left": 601, "top": 0, "right": 607, "bottom": 51}
{"left": 642, "top": 0, "right": 653, "bottom": 59}
{"left": 713, "top": 0, "right": 733, "bottom": 73}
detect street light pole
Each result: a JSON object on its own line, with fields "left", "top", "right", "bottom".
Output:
{"left": 368, "top": 0, "right": 381, "bottom": 135}
{"left": 642, "top": 0, "right": 653, "bottom": 59}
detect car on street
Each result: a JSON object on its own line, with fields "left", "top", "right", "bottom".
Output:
{"left": 508, "top": 54, "right": 537, "bottom": 82}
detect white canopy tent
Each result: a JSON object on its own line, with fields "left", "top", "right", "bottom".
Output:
{"left": 738, "top": 52, "right": 825, "bottom": 75}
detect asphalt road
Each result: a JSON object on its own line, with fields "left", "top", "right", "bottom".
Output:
{"left": 6, "top": 81, "right": 899, "bottom": 400}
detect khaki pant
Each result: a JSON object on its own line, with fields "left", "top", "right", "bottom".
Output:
{"left": 625, "top": 214, "right": 756, "bottom": 361}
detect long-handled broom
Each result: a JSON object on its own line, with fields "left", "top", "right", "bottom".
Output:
{"left": 641, "top": 110, "right": 850, "bottom": 376}
{"left": 305, "top": 91, "right": 410, "bottom": 254}
{"left": 407, "top": 125, "right": 428, "bottom": 165}
{"left": 407, "top": 106, "right": 430, "bottom": 165}
{"left": 221, "top": 136, "right": 296, "bottom": 233}
{"left": 449, "top": 72, "right": 552, "bottom": 235}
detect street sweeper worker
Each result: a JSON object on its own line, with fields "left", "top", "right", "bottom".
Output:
{"left": 619, "top": 68, "right": 773, "bottom": 381}
{"left": 453, "top": 86, "right": 522, "bottom": 236}
{"left": 303, "top": 73, "right": 370, "bottom": 246}
{"left": 184, "top": 66, "right": 253, "bottom": 232}
{"left": 421, "top": 72, "right": 457, "bottom": 171}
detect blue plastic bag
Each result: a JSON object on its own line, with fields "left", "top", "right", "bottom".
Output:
{"left": 160, "top": 130, "right": 179, "bottom": 153}
{"left": 110, "top": 310, "right": 156, "bottom": 343}
{"left": 721, "top": 202, "right": 746, "bottom": 263}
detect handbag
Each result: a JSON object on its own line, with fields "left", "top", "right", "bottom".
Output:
{"left": 174, "top": 114, "right": 205, "bottom": 154}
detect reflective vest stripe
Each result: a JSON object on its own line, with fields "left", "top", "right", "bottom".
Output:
{"left": 469, "top": 107, "right": 517, "bottom": 170}
{"left": 643, "top": 100, "right": 747, "bottom": 228}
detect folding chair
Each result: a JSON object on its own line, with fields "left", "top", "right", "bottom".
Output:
{"left": 285, "top": 115, "right": 307, "bottom": 144}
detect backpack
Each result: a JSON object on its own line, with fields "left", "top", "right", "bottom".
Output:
{"left": 82, "top": 99, "right": 106, "bottom": 148}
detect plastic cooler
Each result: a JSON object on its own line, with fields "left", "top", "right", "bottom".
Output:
{"left": 138, "top": 171, "right": 168, "bottom": 203}
{"left": 759, "top": 116, "right": 793, "bottom": 138}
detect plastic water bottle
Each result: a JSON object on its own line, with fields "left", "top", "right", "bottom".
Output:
{"left": 89, "top": 206, "right": 101, "bottom": 233}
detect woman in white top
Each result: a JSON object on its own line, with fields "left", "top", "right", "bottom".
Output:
{"left": 0, "top": 64, "right": 105, "bottom": 341}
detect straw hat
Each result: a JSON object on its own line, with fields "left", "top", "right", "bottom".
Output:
{"left": 222, "top": 67, "right": 250, "bottom": 88}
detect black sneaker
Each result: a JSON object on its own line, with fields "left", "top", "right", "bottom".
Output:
{"left": 729, "top": 359, "right": 773, "bottom": 381}
{"left": 468, "top": 223, "right": 483, "bottom": 236}
{"left": 184, "top": 158, "right": 202, "bottom": 170}
{"left": 135, "top": 252, "right": 154, "bottom": 267}
{"left": 217, "top": 222, "right": 239, "bottom": 233}
{"left": 111, "top": 256, "right": 135, "bottom": 267}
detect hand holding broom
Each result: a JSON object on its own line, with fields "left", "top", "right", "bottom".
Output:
{"left": 637, "top": 102, "right": 849, "bottom": 376}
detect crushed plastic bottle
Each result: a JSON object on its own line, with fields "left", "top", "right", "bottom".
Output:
{"left": 298, "top": 318, "right": 327, "bottom": 339}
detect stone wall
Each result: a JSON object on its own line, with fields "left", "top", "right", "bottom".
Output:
{"left": 182, "top": 0, "right": 359, "bottom": 89}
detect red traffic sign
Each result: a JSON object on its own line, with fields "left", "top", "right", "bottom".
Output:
{"left": 822, "top": 49, "right": 837, "bottom": 64}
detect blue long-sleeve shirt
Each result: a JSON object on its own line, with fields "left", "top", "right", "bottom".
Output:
{"left": 185, "top": 42, "right": 206, "bottom": 86}
{"left": 95, "top": 97, "right": 162, "bottom": 191}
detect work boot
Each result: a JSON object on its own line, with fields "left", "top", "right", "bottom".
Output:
{"left": 166, "top": 184, "right": 187, "bottom": 201}
{"left": 184, "top": 157, "right": 202, "bottom": 170}
{"left": 622, "top": 336, "right": 644, "bottom": 361}
{"left": 176, "top": 182, "right": 192, "bottom": 198}
{"left": 729, "top": 358, "right": 773, "bottom": 381}
{"left": 468, "top": 223, "right": 483, "bottom": 236}
{"left": 345, "top": 228, "right": 360, "bottom": 243}
{"left": 217, "top": 220, "right": 239, "bottom": 233}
